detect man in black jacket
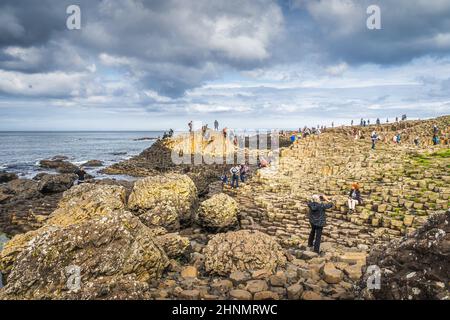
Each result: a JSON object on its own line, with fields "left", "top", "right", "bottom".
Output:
{"left": 307, "top": 194, "right": 333, "bottom": 253}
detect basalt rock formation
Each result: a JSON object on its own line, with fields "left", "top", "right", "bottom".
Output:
{"left": 203, "top": 230, "right": 287, "bottom": 276}
{"left": 358, "top": 210, "right": 449, "bottom": 300}
{"left": 127, "top": 173, "right": 198, "bottom": 231}
{"left": 0, "top": 116, "right": 449, "bottom": 300}
{"left": 198, "top": 193, "right": 239, "bottom": 229}
{"left": 0, "top": 210, "right": 169, "bottom": 300}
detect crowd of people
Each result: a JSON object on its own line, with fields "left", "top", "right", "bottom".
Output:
{"left": 220, "top": 163, "right": 250, "bottom": 190}
{"left": 182, "top": 116, "right": 447, "bottom": 255}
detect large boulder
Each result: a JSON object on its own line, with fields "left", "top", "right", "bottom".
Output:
{"left": 127, "top": 173, "right": 198, "bottom": 231}
{"left": 37, "top": 173, "right": 78, "bottom": 194}
{"left": 198, "top": 193, "right": 239, "bottom": 229}
{"left": 0, "top": 172, "right": 18, "bottom": 184}
{"left": 39, "top": 159, "right": 80, "bottom": 174}
{"left": 203, "top": 230, "right": 287, "bottom": 276}
{"left": 82, "top": 160, "right": 104, "bottom": 167}
{"left": 0, "top": 210, "right": 169, "bottom": 299}
{"left": 154, "top": 233, "right": 190, "bottom": 259}
{"left": 46, "top": 183, "right": 127, "bottom": 227}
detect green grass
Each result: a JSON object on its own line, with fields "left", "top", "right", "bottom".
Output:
{"left": 410, "top": 148, "right": 450, "bottom": 167}
{"left": 430, "top": 149, "right": 450, "bottom": 158}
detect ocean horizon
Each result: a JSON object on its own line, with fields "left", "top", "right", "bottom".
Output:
{"left": 0, "top": 131, "right": 165, "bottom": 179}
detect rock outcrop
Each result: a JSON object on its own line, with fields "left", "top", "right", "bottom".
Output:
{"left": 39, "top": 159, "right": 80, "bottom": 174}
{"left": 0, "top": 172, "right": 18, "bottom": 184}
{"left": 127, "top": 174, "right": 198, "bottom": 231}
{"left": 198, "top": 193, "right": 239, "bottom": 229}
{"left": 37, "top": 173, "right": 78, "bottom": 194}
{"left": 0, "top": 210, "right": 169, "bottom": 299}
{"left": 46, "top": 183, "right": 127, "bottom": 227}
{"left": 82, "top": 160, "right": 103, "bottom": 167}
{"left": 154, "top": 233, "right": 190, "bottom": 259}
{"left": 358, "top": 210, "right": 450, "bottom": 300}
{"left": 203, "top": 230, "right": 286, "bottom": 276}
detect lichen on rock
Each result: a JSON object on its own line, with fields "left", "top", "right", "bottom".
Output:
{"left": 0, "top": 210, "right": 169, "bottom": 299}
{"left": 203, "top": 230, "right": 286, "bottom": 276}
{"left": 198, "top": 193, "right": 239, "bottom": 229}
{"left": 46, "top": 183, "right": 127, "bottom": 227}
{"left": 127, "top": 173, "right": 198, "bottom": 231}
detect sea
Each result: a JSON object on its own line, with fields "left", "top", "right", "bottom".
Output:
{"left": 0, "top": 131, "right": 164, "bottom": 180}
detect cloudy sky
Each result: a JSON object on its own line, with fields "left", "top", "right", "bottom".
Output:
{"left": 1, "top": 0, "right": 450, "bottom": 131}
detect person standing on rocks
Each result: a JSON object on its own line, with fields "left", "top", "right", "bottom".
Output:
{"left": 220, "top": 170, "right": 229, "bottom": 189}
{"left": 371, "top": 131, "right": 379, "bottom": 149}
{"left": 188, "top": 121, "right": 193, "bottom": 133}
{"left": 214, "top": 120, "right": 219, "bottom": 131}
{"left": 230, "top": 165, "right": 240, "bottom": 189}
{"left": 347, "top": 183, "right": 362, "bottom": 213}
{"left": 307, "top": 194, "right": 333, "bottom": 253}
{"left": 240, "top": 163, "right": 249, "bottom": 183}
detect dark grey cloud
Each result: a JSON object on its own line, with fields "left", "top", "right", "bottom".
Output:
{"left": 288, "top": 0, "right": 450, "bottom": 65}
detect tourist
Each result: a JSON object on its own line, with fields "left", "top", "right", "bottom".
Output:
{"left": 348, "top": 183, "right": 362, "bottom": 213}
{"left": 414, "top": 136, "right": 420, "bottom": 146}
{"left": 258, "top": 157, "right": 269, "bottom": 168}
{"left": 433, "top": 125, "right": 439, "bottom": 135}
{"left": 386, "top": 118, "right": 389, "bottom": 123}
{"left": 307, "top": 194, "right": 333, "bottom": 253}
{"left": 220, "top": 171, "right": 228, "bottom": 189}
{"left": 396, "top": 132, "right": 401, "bottom": 144}
{"left": 214, "top": 120, "right": 219, "bottom": 131}
{"left": 432, "top": 134, "right": 440, "bottom": 145}
{"left": 188, "top": 121, "right": 193, "bottom": 133}
{"left": 222, "top": 127, "right": 228, "bottom": 138}
{"left": 351, "top": 120, "right": 354, "bottom": 126}
{"left": 376, "top": 118, "right": 380, "bottom": 125}
{"left": 230, "top": 165, "right": 240, "bottom": 188}
{"left": 74, "top": 168, "right": 87, "bottom": 184}
{"left": 395, "top": 116, "right": 398, "bottom": 122}
{"left": 290, "top": 133, "right": 297, "bottom": 143}
{"left": 240, "top": 163, "right": 249, "bottom": 183}
{"left": 371, "top": 131, "right": 379, "bottom": 149}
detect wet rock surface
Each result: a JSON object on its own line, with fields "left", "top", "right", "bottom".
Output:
{"left": 0, "top": 172, "right": 18, "bottom": 184}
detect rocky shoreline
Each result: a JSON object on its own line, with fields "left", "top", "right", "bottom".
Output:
{"left": 0, "top": 117, "right": 449, "bottom": 300}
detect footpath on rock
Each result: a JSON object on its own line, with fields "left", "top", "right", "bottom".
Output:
{"left": 0, "top": 116, "right": 448, "bottom": 300}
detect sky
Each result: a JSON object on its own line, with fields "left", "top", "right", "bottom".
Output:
{"left": 0, "top": 0, "right": 450, "bottom": 131}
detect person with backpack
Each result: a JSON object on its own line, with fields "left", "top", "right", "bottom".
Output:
{"left": 396, "top": 132, "right": 401, "bottom": 144}
{"left": 307, "top": 194, "right": 334, "bottom": 253}
{"left": 347, "top": 183, "right": 362, "bottom": 213}
{"left": 240, "top": 163, "right": 249, "bottom": 183}
{"left": 371, "top": 131, "right": 379, "bottom": 149}
{"left": 230, "top": 165, "right": 240, "bottom": 188}
{"left": 433, "top": 134, "right": 440, "bottom": 145}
